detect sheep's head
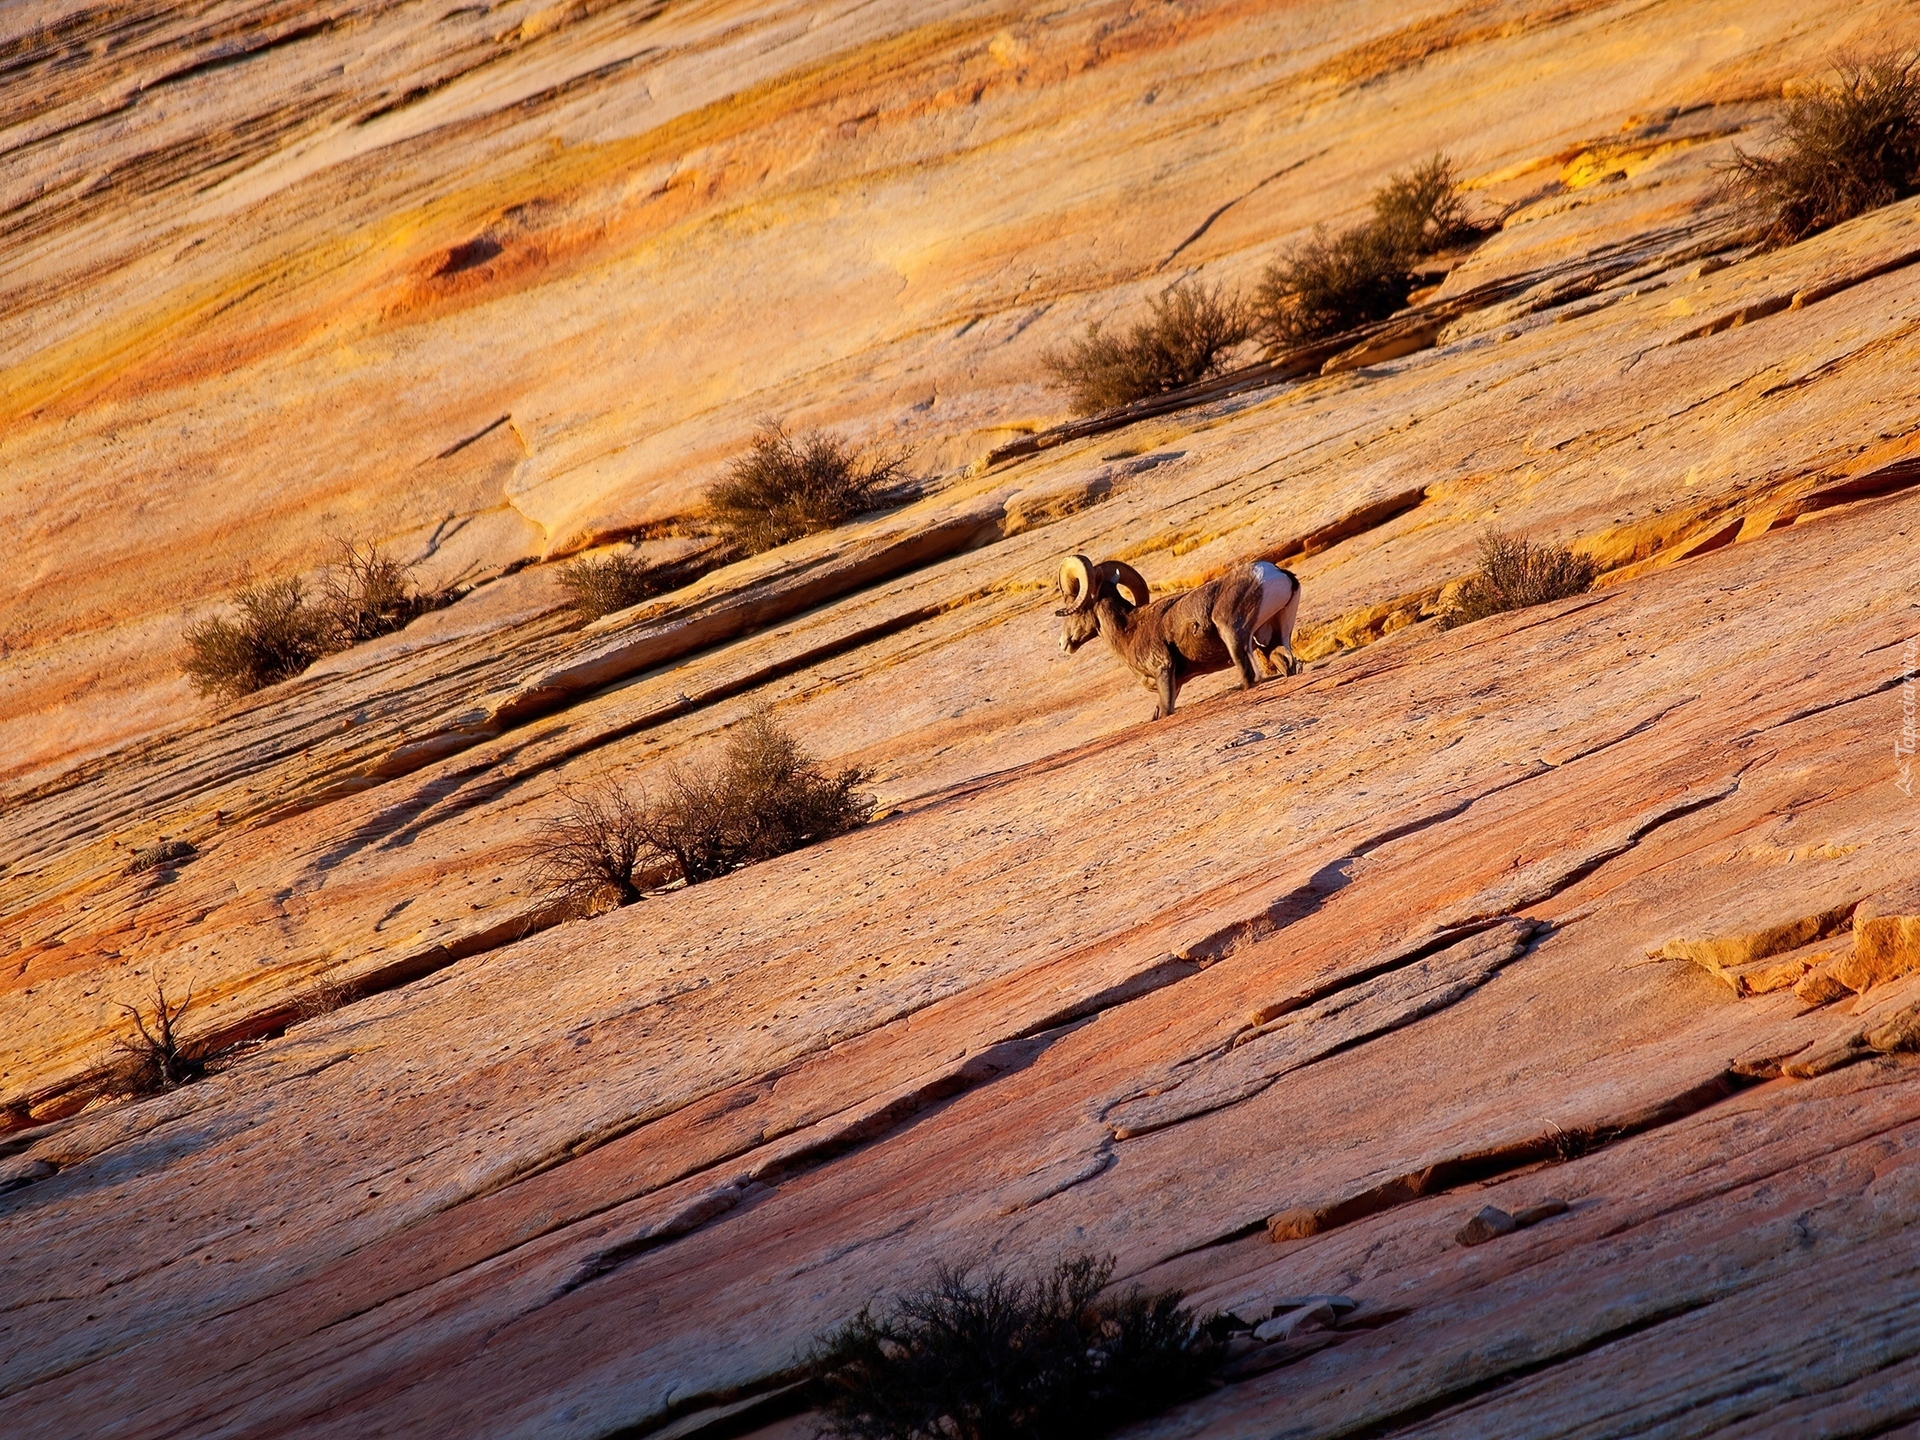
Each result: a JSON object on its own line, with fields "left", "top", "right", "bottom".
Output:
{"left": 1055, "top": 554, "right": 1149, "bottom": 653}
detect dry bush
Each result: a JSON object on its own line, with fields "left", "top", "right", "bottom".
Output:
{"left": 1370, "top": 152, "right": 1485, "bottom": 257}
{"left": 107, "top": 975, "right": 203, "bottom": 1095}
{"left": 814, "top": 1254, "right": 1216, "bottom": 1440}
{"left": 292, "top": 975, "right": 358, "bottom": 1023}
{"left": 525, "top": 713, "right": 874, "bottom": 907}
{"left": 1725, "top": 52, "right": 1920, "bottom": 245}
{"left": 318, "top": 539, "right": 447, "bottom": 646}
{"left": 643, "top": 712, "right": 875, "bottom": 883}
{"left": 1255, "top": 224, "right": 1413, "bottom": 346}
{"left": 1045, "top": 282, "right": 1253, "bottom": 414}
{"left": 558, "top": 552, "right": 658, "bottom": 619}
{"left": 524, "top": 783, "right": 654, "bottom": 913}
{"left": 1438, "top": 530, "right": 1597, "bottom": 629}
{"left": 182, "top": 541, "right": 454, "bottom": 698}
{"left": 182, "top": 578, "right": 330, "bottom": 697}
{"left": 1255, "top": 153, "right": 1480, "bottom": 345}
{"left": 708, "top": 425, "right": 910, "bottom": 555}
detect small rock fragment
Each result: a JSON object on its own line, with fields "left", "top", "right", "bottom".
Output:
{"left": 1724, "top": 949, "right": 1825, "bottom": 996}
{"left": 1253, "top": 1301, "right": 1338, "bottom": 1341}
{"left": 1863, "top": 1005, "right": 1920, "bottom": 1054}
{"left": 1833, "top": 882, "right": 1920, "bottom": 993}
{"left": 1783, "top": 1031, "right": 1869, "bottom": 1079}
{"left": 1266, "top": 1205, "right": 1323, "bottom": 1242}
{"left": 1655, "top": 903, "right": 1855, "bottom": 983}
{"left": 0, "top": 1158, "right": 57, "bottom": 1193}
{"left": 1795, "top": 960, "right": 1855, "bottom": 1007}
{"left": 1456, "top": 1205, "right": 1518, "bottom": 1246}
{"left": 1730, "top": 1045, "right": 1808, "bottom": 1080}
{"left": 1511, "top": 1197, "right": 1569, "bottom": 1227}
{"left": 1270, "top": 1294, "right": 1355, "bottom": 1316}
{"left": 1231, "top": 1294, "right": 1354, "bottom": 1329}
{"left": 1788, "top": 975, "right": 1920, "bottom": 1076}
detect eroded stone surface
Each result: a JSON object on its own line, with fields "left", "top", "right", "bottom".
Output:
{"left": 1836, "top": 879, "right": 1920, "bottom": 992}
{"left": 4, "top": 4, "right": 1920, "bottom": 1439}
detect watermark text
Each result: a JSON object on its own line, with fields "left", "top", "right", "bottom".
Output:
{"left": 1898, "top": 636, "right": 1916, "bottom": 797}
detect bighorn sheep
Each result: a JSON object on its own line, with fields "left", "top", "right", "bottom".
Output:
{"left": 1054, "top": 554, "right": 1300, "bottom": 719}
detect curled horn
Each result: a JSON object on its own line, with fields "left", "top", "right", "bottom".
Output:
{"left": 1098, "top": 560, "right": 1149, "bottom": 608}
{"left": 1057, "top": 554, "right": 1097, "bottom": 614}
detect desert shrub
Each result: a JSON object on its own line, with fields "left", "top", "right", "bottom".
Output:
{"left": 182, "top": 541, "right": 454, "bottom": 698}
{"left": 1255, "top": 153, "right": 1480, "bottom": 345}
{"left": 526, "top": 713, "right": 874, "bottom": 906}
{"left": 318, "top": 539, "right": 444, "bottom": 646}
{"left": 182, "top": 578, "right": 330, "bottom": 697}
{"left": 638, "top": 712, "right": 875, "bottom": 884}
{"left": 1046, "top": 282, "right": 1253, "bottom": 414}
{"left": 1438, "top": 530, "right": 1597, "bottom": 629}
{"left": 814, "top": 1254, "right": 1216, "bottom": 1440}
{"left": 708, "top": 425, "right": 910, "bottom": 555}
{"left": 525, "top": 783, "right": 654, "bottom": 913}
{"left": 558, "top": 551, "right": 659, "bottom": 619}
{"left": 1370, "top": 152, "right": 1485, "bottom": 258}
{"left": 1255, "top": 224, "right": 1414, "bottom": 346}
{"left": 1724, "top": 52, "right": 1920, "bottom": 245}
{"left": 108, "top": 975, "right": 203, "bottom": 1095}
{"left": 292, "top": 975, "right": 358, "bottom": 1022}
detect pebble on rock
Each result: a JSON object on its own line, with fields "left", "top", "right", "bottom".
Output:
{"left": 1254, "top": 1302, "right": 1338, "bottom": 1342}
{"left": 1456, "top": 1205, "right": 1518, "bottom": 1246}
{"left": 1456, "top": 1197, "right": 1569, "bottom": 1246}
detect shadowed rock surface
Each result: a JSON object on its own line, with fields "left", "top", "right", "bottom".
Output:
{"left": 4, "top": 3, "right": 1920, "bottom": 1438}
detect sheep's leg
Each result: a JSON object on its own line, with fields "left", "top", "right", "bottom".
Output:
{"left": 1249, "top": 622, "right": 1277, "bottom": 677}
{"left": 1154, "top": 645, "right": 1183, "bottom": 718}
{"left": 1221, "top": 623, "right": 1259, "bottom": 689}
{"left": 1274, "top": 580, "right": 1302, "bottom": 676}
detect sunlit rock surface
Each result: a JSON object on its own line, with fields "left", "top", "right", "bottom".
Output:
{"left": 4, "top": 2, "right": 1920, "bottom": 1437}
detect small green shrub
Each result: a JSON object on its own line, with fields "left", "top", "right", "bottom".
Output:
{"left": 814, "top": 1254, "right": 1216, "bottom": 1440}
{"left": 182, "top": 578, "right": 330, "bottom": 697}
{"left": 558, "top": 551, "right": 659, "bottom": 619}
{"left": 526, "top": 713, "right": 874, "bottom": 908}
{"left": 1045, "top": 282, "right": 1253, "bottom": 414}
{"left": 1255, "top": 153, "right": 1481, "bottom": 346}
{"left": 182, "top": 541, "right": 455, "bottom": 698}
{"left": 1725, "top": 51, "right": 1920, "bottom": 245}
{"left": 108, "top": 975, "right": 203, "bottom": 1095}
{"left": 1438, "top": 530, "right": 1597, "bottom": 629}
{"left": 708, "top": 425, "right": 910, "bottom": 555}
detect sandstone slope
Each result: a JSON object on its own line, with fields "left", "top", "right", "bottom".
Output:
{"left": 4, "top": 3, "right": 1920, "bottom": 1439}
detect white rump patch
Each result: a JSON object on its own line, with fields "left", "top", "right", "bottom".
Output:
{"left": 1249, "top": 562, "right": 1296, "bottom": 634}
